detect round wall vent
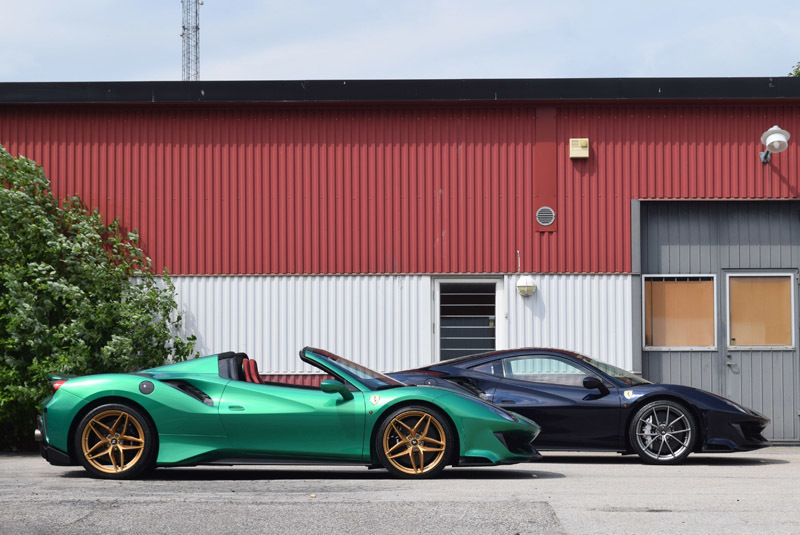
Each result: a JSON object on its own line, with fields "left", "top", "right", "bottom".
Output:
{"left": 536, "top": 206, "right": 556, "bottom": 227}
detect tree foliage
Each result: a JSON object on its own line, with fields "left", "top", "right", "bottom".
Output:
{"left": 791, "top": 62, "right": 800, "bottom": 77}
{"left": 0, "top": 146, "right": 196, "bottom": 450}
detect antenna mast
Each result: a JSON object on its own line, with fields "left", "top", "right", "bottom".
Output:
{"left": 181, "top": 0, "right": 201, "bottom": 81}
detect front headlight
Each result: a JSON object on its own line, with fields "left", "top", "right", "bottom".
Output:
{"left": 454, "top": 393, "right": 517, "bottom": 422}
{"left": 707, "top": 391, "right": 749, "bottom": 414}
{"left": 721, "top": 398, "right": 748, "bottom": 414}
{"left": 483, "top": 402, "right": 518, "bottom": 422}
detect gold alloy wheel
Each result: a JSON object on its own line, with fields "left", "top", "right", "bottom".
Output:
{"left": 80, "top": 409, "right": 146, "bottom": 474}
{"left": 382, "top": 410, "right": 447, "bottom": 475}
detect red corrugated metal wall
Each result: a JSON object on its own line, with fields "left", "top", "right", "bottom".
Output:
{"left": 0, "top": 103, "right": 797, "bottom": 274}
{"left": 554, "top": 105, "right": 800, "bottom": 273}
{"left": 262, "top": 374, "right": 332, "bottom": 387}
{"left": 0, "top": 105, "right": 537, "bottom": 274}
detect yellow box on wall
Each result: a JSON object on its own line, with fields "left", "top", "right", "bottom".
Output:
{"left": 569, "top": 138, "right": 589, "bottom": 158}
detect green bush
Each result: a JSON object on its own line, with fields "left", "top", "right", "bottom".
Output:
{"left": 0, "top": 145, "right": 196, "bottom": 450}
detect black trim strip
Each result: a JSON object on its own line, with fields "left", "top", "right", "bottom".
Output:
{"left": 1, "top": 78, "right": 800, "bottom": 105}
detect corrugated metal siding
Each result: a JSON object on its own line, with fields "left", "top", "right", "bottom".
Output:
{"left": 641, "top": 201, "right": 800, "bottom": 440}
{"left": 2, "top": 105, "right": 796, "bottom": 275}
{"left": 553, "top": 105, "right": 800, "bottom": 274}
{"left": 171, "top": 274, "right": 634, "bottom": 373}
{"left": 262, "top": 374, "right": 331, "bottom": 387}
{"left": 643, "top": 351, "right": 722, "bottom": 397}
{"left": 725, "top": 350, "right": 798, "bottom": 440}
{"left": 642, "top": 201, "right": 800, "bottom": 272}
{"left": 505, "top": 274, "right": 633, "bottom": 370}
{"left": 172, "top": 275, "right": 433, "bottom": 374}
{"left": 0, "top": 106, "right": 537, "bottom": 275}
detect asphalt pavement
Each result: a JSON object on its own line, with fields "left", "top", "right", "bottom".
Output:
{"left": 1, "top": 448, "right": 798, "bottom": 535}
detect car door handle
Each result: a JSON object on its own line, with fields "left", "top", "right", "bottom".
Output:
{"left": 499, "top": 400, "right": 516, "bottom": 404}
{"left": 228, "top": 405, "right": 245, "bottom": 411}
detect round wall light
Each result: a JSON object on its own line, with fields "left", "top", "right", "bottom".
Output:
{"left": 760, "top": 125, "right": 790, "bottom": 163}
{"left": 516, "top": 275, "right": 537, "bottom": 297}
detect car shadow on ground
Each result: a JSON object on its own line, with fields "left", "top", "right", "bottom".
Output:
{"left": 59, "top": 466, "right": 565, "bottom": 481}
{"left": 538, "top": 454, "right": 789, "bottom": 466}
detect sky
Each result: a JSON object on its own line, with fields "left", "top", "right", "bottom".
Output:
{"left": 2, "top": 0, "right": 800, "bottom": 82}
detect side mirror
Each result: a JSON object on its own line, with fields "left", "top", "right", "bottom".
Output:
{"left": 320, "top": 379, "right": 354, "bottom": 401}
{"left": 582, "top": 376, "right": 609, "bottom": 395}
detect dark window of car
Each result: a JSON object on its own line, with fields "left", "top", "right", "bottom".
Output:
{"left": 501, "top": 355, "right": 599, "bottom": 387}
{"left": 471, "top": 360, "right": 504, "bottom": 377}
{"left": 572, "top": 354, "right": 650, "bottom": 386}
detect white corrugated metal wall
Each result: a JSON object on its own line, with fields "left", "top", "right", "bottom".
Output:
{"left": 171, "top": 275, "right": 633, "bottom": 373}
{"left": 505, "top": 274, "right": 633, "bottom": 371}
{"left": 172, "top": 276, "right": 433, "bottom": 374}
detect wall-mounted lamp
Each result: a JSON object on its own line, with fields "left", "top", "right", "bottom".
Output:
{"left": 516, "top": 275, "right": 537, "bottom": 297}
{"left": 760, "top": 125, "right": 790, "bottom": 164}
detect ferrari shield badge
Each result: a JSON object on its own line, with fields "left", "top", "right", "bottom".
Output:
{"left": 623, "top": 390, "right": 643, "bottom": 400}
{"left": 370, "top": 395, "right": 381, "bottom": 405}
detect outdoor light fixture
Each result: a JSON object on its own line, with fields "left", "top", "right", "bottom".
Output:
{"left": 516, "top": 275, "right": 537, "bottom": 297}
{"left": 760, "top": 125, "right": 790, "bottom": 164}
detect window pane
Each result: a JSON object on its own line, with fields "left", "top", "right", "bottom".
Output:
{"left": 439, "top": 282, "right": 496, "bottom": 360}
{"left": 471, "top": 361, "right": 503, "bottom": 376}
{"left": 645, "top": 278, "right": 714, "bottom": 347}
{"left": 729, "top": 276, "right": 793, "bottom": 347}
{"left": 504, "top": 356, "right": 592, "bottom": 387}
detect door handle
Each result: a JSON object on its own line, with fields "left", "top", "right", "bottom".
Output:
{"left": 499, "top": 400, "right": 516, "bottom": 404}
{"left": 726, "top": 362, "right": 735, "bottom": 367}
{"left": 228, "top": 405, "right": 245, "bottom": 411}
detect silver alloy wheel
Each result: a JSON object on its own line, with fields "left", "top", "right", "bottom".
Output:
{"left": 634, "top": 403, "right": 693, "bottom": 462}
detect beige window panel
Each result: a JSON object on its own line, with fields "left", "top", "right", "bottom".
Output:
{"left": 729, "top": 275, "right": 793, "bottom": 347}
{"left": 644, "top": 276, "right": 715, "bottom": 349}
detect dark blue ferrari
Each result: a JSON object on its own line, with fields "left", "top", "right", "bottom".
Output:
{"left": 390, "top": 348, "right": 770, "bottom": 464}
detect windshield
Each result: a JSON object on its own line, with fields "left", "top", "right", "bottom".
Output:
{"left": 574, "top": 354, "right": 651, "bottom": 386}
{"left": 308, "top": 348, "right": 405, "bottom": 391}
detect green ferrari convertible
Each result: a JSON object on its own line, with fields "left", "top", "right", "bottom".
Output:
{"left": 36, "top": 347, "right": 541, "bottom": 479}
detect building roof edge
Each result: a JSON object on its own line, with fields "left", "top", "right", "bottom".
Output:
{"left": 2, "top": 77, "right": 800, "bottom": 105}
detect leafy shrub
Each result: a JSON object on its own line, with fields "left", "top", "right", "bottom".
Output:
{"left": 0, "top": 146, "right": 196, "bottom": 450}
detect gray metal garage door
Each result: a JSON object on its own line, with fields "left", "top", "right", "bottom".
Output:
{"left": 641, "top": 201, "right": 800, "bottom": 441}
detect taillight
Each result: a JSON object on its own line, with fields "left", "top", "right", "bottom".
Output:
{"left": 51, "top": 379, "right": 68, "bottom": 392}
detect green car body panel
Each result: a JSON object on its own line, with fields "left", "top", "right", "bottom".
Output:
{"left": 38, "top": 348, "right": 541, "bottom": 475}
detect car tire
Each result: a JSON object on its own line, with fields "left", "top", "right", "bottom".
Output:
{"left": 629, "top": 399, "right": 696, "bottom": 465}
{"left": 74, "top": 403, "right": 156, "bottom": 479}
{"left": 375, "top": 405, "right": 454, "bottom": 479}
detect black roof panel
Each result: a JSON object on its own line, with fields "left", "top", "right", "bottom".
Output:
{"left": 1, "top": 78, "right": 800, "bottom": 104}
